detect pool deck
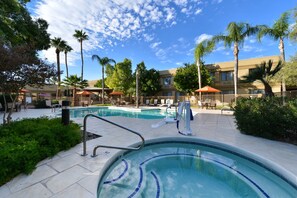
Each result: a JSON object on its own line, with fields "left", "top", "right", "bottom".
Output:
{"left": 0, "top": 107, "right": 297, "bottom": 198}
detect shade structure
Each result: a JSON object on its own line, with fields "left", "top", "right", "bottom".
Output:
{"left": 109, "top": 91, "right": 123, "bottom": 96}
{"left": 195, "top": 86, "right": 221, "bottom": 93}
{"left": 76, "top": 90, "right": 93, "bottom": 95}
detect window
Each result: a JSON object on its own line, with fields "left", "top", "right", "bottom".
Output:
{"left": 163, "top": 77, "right": 171, "bottom": 86}
{"left": 249, "top": 68, "right": 257, "bottom": 75}
{"left": 221, "top": 71, "right": 233, "bottom": 81}
{"left": 209, "top": 72, "right": 216, "bottom": 81}
{"left": 248, "top": 89, "right": 264, "bottom": 94}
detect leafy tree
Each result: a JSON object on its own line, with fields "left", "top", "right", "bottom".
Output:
{"left": 195, "top": 39, "right": 215, "bottom": 101}
{"left": 0, "top": 43, "right": 57, "bottom": 123}
{"left": 241, "top": 60, "right": 282, "bottom": 97}
{"left": 62, "top": 75, "right": 88, "bottom": 106}
{"left": 140, "top": 68, "right": 161, "bottom": 96}
{"left": 73, "top": 29, "right": 88, "bottom": 79}
{"left": 92, "top": 55, "right": 116, "bottom": 104}
{"left": 173, "top": 63, "right": 211, "bottom": 94}
{"left": 0, "top": 0, "right": 51, "bottom": 50}
{"left": 94, "top": 79, "right": 108, "bottom": 88}
{"left": 213, "top": 22, "right": 261, "bottom": 100}
{"left": 62, "top": 43, "right": 73, "bottom": 78}
{"left": 279, "top": 53, "right": 297, "bottom": 86}
{"left": 106, "top": 58, "right": 133, "bottom": 94}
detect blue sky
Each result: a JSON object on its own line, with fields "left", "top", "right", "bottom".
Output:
{"left": 27, "top": 0, "right": 297, "bottom": 81}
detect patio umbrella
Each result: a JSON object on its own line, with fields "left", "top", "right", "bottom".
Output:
{"left": 195, "top": 86, "right": 221, "bottom": 93}
{"left": 20, "top": 89, "right": 30, "bottom": 93}
{"left": 76, "top": 90, "right": 93, "bottom": 95}
{"left": 109, "top": 91, "right": 123, "bottom": 95}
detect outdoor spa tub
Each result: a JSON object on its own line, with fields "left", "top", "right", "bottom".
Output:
{"left": 97, "top": 137, "right": 297, "bottom": 197}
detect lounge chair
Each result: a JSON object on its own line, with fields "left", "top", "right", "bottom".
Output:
{"left": 145, "top": 99, "right": 150, "bottom": 106}
{"left": 153, "top": 99, "right": 158, "bottom": 106}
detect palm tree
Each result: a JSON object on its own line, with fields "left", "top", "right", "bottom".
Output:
{"left": 51, "top": 37, "right": 66, "bottom": 98}
{"left": 73, "top": 29, "right": 88, "bottom": 80}
{"left": 194, "top": 39, "right": 215, "bottom": 101}
{"left": 213, "top": 22, "right": 261, "bottom": 101}
{"left": 62, "top": 43, "right": 73, "bottom": 78}
{"left": 62, "top": 75, "right": 88, "bottom": 106}
{"left": 92, "top": 55, "right": 116, "bottom": 104}
{"left": 257, "top": 12, "right": 290, "bottom": 92}
{"left": 241, "top": 60, "right": 283, "bottom": 97}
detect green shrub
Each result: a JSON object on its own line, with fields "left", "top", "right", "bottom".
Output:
{"left": 34, "top": 100, "right": 47, "bottom": 108}
{"left": 0, "top": 117, "right": 81, "bottom": 185}
{"left": 234, "top": 97, "right": 297, "bottom": 143}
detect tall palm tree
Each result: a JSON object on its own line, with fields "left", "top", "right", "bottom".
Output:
{"left": 213, "top": 22, "right": 261, "bottom": 101}
{"left": 257, "top": 12, "right": 290, "bottom": 92}
{"left": 62, "top": 43, "right": 73, "bottom": 78}
{"left": 73, "top": 29, "right": 88, "bottom": 80}
{"left": 241, "top": 60, "right": 283, "bottom": 97}
{"left": 194, "top": 39, "right": 215, "bottom": 101}
{"left": 62, "top": 75, "right": 88, "bottom": 106}
{"left": 51, "top": 37, "right": 66, "bottom": 98}
{"left": 92, "top": 55, "right": 116, "bottom": 104}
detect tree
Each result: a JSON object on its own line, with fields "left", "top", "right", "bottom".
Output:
{"left": 62, "top": 75, "right": 88, "bottom": 106}
{"left": 173, "top": 63, "right": 211, "bottom": 94}
{"left": 213, "top": 22, "right": 261, "bottom": 100}
{"left": 279, "top": 53, "right": 297, "bottom": 87}
{"left": 241, "top": 60, "right": 283, "bottom": 97}
{"left": 0, "top": 43, "right": 57, "bottom": 124}
{"left": 258, "top": 12, "right": 290, "bottom": 92}
{"left": 106, "top": 58, "right": 133, "bottom": 94}
{"left": 195, "top": 39, "right": 215, "bottom": 101}
{"left": 0, "top": 0, "right": 51, "bottom": 50}
{"left": 73, "top": 29, "right": 88, "bottom": 79}
{"left": 62, "top": 43, "right": 73, "bottom": 78}
{"left": 92, "top": 55, "right": 116, "bottom": 104}
{"left": 94, "top": 79, "right": 108, "bottom": 88}
{"left": 140, "top": 68, "right": 161, "bottom": 96}
{"left": 290, "top": 7, "right": 297, "bottom": 42}
{"left": 51, "top": 37, "right": 66, "bottom": 98}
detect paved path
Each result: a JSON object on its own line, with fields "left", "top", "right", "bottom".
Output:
{"left": 0, "top": 108, "right": 296, "bottom": 198}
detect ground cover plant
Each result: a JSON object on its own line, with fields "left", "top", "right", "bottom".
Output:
{"left": 234, "top": 97, "right": 297, "bottom": 144}
{"left": 0, "top": 117, "right": 81, "bottom": 186}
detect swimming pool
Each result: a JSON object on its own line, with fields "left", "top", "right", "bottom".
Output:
{"left": 68, "top": 107, "right": 174, "bottom": 119}
{"left": 97, "top": 138, "right": 297, "bottom": 197}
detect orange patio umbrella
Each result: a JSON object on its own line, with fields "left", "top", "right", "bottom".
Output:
{"left": 76, "top": 90, "right": 93, "bottom": 95}
{"left": 195, "top": 86, "right": 221, "bottom": 93}
{"left": 109, "top": 91, "right": 123, "bottom": 95}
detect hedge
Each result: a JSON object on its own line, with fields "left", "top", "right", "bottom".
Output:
{"left": 234, "top": 97, "right": 297, "bottom": 144}
{"left": 0, "top": 117, "right": 81, "bottom": 186}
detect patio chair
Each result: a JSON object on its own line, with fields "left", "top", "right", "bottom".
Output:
{"left": 159, "top": 99, "right": 166, "bottom": 107}
{"left": 209, "top": 101, "right": 216, "bottom": 109}
{"left": 153, "top": 99, "right": 158, "bottom": 106}
{"left": 145, "top": 99, "right": 150, "bottom": 106}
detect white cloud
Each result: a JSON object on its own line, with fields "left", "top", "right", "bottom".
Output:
{"left": 212, "top": 0, "right": 223, "bottom": 4}
{"left": 195, "top": 8, "right": 202, "bottom": 15}
{"left": 32, "top": 0, "right": 204, "bottom": 64}
{"left": 195, "top": 34, "right": 213, "bottom": 44}
{"left": 150, "top": 42, "right": 162, "bottom": 49}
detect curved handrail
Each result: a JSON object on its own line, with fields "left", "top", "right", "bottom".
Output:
{"left": 82, "top": 114, "right": 145, "bottom": 157}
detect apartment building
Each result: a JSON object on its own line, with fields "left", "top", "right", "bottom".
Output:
{"left": 158, "top": 55, "right": 282, "bottom": 98}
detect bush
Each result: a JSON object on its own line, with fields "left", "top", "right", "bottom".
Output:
{"left": 0, "top": 117, "right": 81, "bottom": 186}
{"left": 34, "top": 100, "right": 47, "bottom": 108}
{"left": 234, "top": 97, "right": 297, "bottom": 143}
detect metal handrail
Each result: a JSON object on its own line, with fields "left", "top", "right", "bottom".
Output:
{"left": 82, "top": 114, "right": 145, "bottom": 157}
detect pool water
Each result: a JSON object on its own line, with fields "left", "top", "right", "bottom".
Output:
{"left": 97, "top": 142, "right": 297, "bottom": 197}
{"left": 68, "top": 107, "right": 174, "bottom": 119}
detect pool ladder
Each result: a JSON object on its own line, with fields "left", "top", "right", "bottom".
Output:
{"left": 82, "top": 114, "right": 145, "bottom": 157}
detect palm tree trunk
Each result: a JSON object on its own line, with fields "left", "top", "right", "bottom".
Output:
{"left": 80, "top": 41, "right": 84, "bottom": 80}
{"left": 56, "top": 50, "right": 61, "bottom": 99}
{"left": 102, "top": 65, "right": 105, "bottom": 104}
{"left": 263, "top": 81, "right": 274, "bottom": 97}
{"left": 65, "top": 52, "right": 69, "bottom": 78}
{"left": 233, "top": 43, "right": 239, "bottom": 102}
{"left": 279, "top": 38, "right": 286, "bottom": 93}
{"left": 196, "top": 60, "right": 202, "bottom": 102}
